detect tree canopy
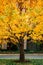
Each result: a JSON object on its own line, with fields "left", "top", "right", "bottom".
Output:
{"left": 0, "top": 0, "right": 43, "bottom": 44}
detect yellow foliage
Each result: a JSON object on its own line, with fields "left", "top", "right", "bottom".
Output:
{"left": 0, "top": 0, "right": 43, "bottom": 44}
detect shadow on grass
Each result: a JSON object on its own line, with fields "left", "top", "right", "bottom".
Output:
{"left": 0, "top": 59, "right": 43, "bottom": 65}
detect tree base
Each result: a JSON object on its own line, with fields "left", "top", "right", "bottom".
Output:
{"left": 13, "top": 60, "right": 31, "bottom": 63}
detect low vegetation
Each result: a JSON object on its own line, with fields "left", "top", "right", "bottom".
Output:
{"left": 0, "top": 59, "right": 43, "bottom": 65}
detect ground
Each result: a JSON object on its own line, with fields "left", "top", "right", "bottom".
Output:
{"left": 0, "top": 54, "right": 43, "bottom": 59}
{"left": 0, "top": 59, "right": 43, "bottom": 65}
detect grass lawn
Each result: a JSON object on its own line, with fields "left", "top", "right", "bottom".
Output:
{"left": 0, "top": 50, "right": 43, "bottom": 54}
{"left": 0, "top": 59, "right": 43, "bottom": 65}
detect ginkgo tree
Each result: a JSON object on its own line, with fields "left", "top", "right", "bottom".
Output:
{"left": 0, "top": 0, "right": 43, "bottom": 62}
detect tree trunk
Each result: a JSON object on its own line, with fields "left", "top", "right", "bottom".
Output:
{"left": 19, "top": 36, "right": 25, "bottom": 62}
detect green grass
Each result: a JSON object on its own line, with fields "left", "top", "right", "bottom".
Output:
{"left": 26, "top": 50, "right": 43, "bottom": 54}
{"left": 0, "top": 59, "right": 43, "bottom": 65}
{"left": 0, "top": 50, "right": 43, "bottom": 54}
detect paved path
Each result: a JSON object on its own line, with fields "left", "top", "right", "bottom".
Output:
{"left": 0, "top": 54, "right": 43, "bottom": 59}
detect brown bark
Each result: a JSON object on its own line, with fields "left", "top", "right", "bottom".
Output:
{"left": 19, "top": 36, "right": 25, "bottom": 62}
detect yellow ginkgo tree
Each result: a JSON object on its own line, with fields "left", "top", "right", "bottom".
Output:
{"left": 0, "top": 0, "right": 43, "bottom": 62}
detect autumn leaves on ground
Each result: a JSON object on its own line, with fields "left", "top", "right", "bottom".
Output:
{"left": 0, "top": 0, "right": 43, "bottom": 62}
